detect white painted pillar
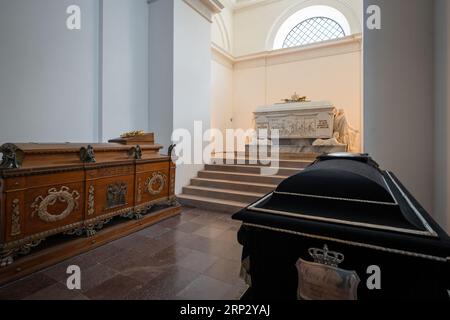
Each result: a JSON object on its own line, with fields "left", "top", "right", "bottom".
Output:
{"left": 148, "top": 0, "right": 223, "bottom": 193}
{"left": 434, "top": 0, "right": 450, "bottom": 232}
{"left": 363, "top": 0, "right": 435, "bottom": 213}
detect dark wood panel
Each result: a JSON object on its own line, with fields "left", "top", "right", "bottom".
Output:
{"left": 86, "top": 165, "right": 135, "bottom": 180}
{"left": 136, "top": 161, "right": 170, "bottom": 173}
{"left": 26, "top": 171, "right": 84, "bottom": 188}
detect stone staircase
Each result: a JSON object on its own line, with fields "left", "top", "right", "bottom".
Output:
{"left": 178, "top": 157, "right": 313, "bottom": 213}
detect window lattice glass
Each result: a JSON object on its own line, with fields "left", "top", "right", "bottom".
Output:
{"left": 283, "top": 17, "right": 345, "bottom": 48}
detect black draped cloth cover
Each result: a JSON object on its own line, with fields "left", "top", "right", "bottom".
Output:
{"left": 233, "top": 153, "right": 450, "bottom": 300}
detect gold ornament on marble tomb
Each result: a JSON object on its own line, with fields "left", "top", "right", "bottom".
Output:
{"left": 281, "top": 93, "right": 311, "bottom": 104}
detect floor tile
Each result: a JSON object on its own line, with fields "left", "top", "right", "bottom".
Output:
{"left": 79, "top": 243, "right": 124, "bottom": 265}
{"left": 0, "top": 273, "right": 56, "bottom": 300}
{"left": 158, "top": 216, "right": 185, "bottom": 228}
{"left": 127, "top": 236, "right": 173, "bottom": 256}
{"left": 101, "top": 248, "right": 148, "bottom": 272}
{"left": 79, "top": 263, "right": 119, "bottom": 292}
{"left": 176, "top": 275, "right": 233, "bottom": 300}
{"left": 152, "top": 229, "right": 190, "bottom": 247}
{"left": 204, "top": 258, "right": 242, "bottom": 285}
{"left": 177, "top": 250, "right": 219, "bottom": 273}
{"left": 216, "top": 229, "right": 239, "bottom": 244}
{"left": 84, "top": 274, "right": 142, "bottom": 300}
{"left": 190, "top": 215, "right": 220, "bottom": 225}
{"left": 176, "top": 221, "right": 204, "bottom": 233}
{"left": 24, "top": 282, "right": 88, "bottom": 300}
{"left": 223, "top": 281, "right": 249, "bottom": 300}
{"left": 209, "top": 219, "right": 234, "bottom": 230}
{"left": 194, "top": 226, "right": 226, "bottom": 239}
{"left": 136, "top": 224, "right": 171, "bottom": 238}
{"left": 0, "top": 207, "right": 244, "bottom": 301}
{"left": 179, "top": 235, "right": 242, "bottom": 261}
{"left": 112, "top": 234, "right": 148, "bottom": 250}
{"left": 125, "top": 266, "right": 199, "bottom": 300}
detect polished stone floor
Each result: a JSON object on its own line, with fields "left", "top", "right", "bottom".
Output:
{"left": 0, "top": 207, "right": 247, "bottom": 300}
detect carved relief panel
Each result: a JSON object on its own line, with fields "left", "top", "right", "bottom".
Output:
{"left": 254, "top": 104, "right": 336, "bottom": 140}
{"left": 145, "top": 172, "right": 167, "bottom": 196}
{"left": 87, "top": 175, "right": 135, "bottom": 217}
{"left": 24, "top": 182, "right": 85, "bottom": 236}
{"left": 135, "top": 163, "right": 170, "bottom": 205}
{"left": 105, "top": 183, "right": 128, "bottom": 209}
{"left": 5, "top": 193, "right": 24, "bottom": 242}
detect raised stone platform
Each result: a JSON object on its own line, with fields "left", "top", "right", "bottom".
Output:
{"left": 246, "top": 139, "right": 347, "bottom": 158}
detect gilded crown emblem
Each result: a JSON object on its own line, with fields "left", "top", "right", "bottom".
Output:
{"left": 308, "top": 245, "right": 345, "bottom": 267}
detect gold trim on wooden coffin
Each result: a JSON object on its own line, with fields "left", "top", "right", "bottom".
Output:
{"left": 11, "top": 199, "right": 21, "bottom": 237}
{"left": 31, "top": 187, "right": 81, "bottom": 223}
{"left": 146, "top": 172, "right": 167, "bottom": 196}
{"left": 137, "top": 177, "right": 143, "bottom": 203}
{"left": 87, "top": 185, "right": 95, "bottom": 216}
{"left": 0, "top": 196, "right": 179, "bottom": 265}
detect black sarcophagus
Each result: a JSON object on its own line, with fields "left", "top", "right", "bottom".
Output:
{"left": 233, "top": 153, "right": 450, "bottom": 300}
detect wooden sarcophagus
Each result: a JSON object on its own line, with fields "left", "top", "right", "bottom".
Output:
{"left": 0, "top": 133, "right": 180, "bottom": 281}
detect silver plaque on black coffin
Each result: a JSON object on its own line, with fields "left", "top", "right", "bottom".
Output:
{"left": 296, "top": 245, "right": 360, "bottom": 300}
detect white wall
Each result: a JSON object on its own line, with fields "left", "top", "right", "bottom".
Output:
{"left": 211, "top": 54, "right": 234, "bottom": 136}
{"left": 0, "top": 0, "right": 99, "bottom": 143}
{"left": 0, "top": 0, "right": 149, "bottom": 144}
{"left": 231, "top": 37, "right": 362, "bottom": 147}
{"left": 148, "top": 0, "right": 174, "bottom": 150}
{"left": 364, "top": 0, "right": 435, "bottom": 212}
{"left": 212, "top": 0, "right": 234, "bottom": 53}
{"left": 233, "top": 0, "right": 362, "bottom": 56}
{"left": 102, "top": 0, "right": 149, "bottom": 141}
{"left": 174, "top": 0, "right": 213, "bottom": 193}
{"left": 210, "top": 0, "right": 363, "bottom": 152}
{"left": 434, "top": 0, "right": 450, "bottom": 232}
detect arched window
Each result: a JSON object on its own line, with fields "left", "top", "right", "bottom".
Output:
{"left": 273, "top": 5, "right": 351, "bottom": 50}
{"left": 283, "top": 17, "right": 345, "bottom": 48}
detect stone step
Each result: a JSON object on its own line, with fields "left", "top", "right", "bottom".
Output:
{"left": 204, "top": 164, "right": 301, "bottom": 176}
{"left": 210, "top": 157, "right": 312, "bottom": 169}
{"left": 198, "top": 170, "right": 287, "bottom": 185}
{"left": 214, "top": 151, "right": 319, "bottom": 161}
{"left": 178, "top": 194, "right": 247, "bottom": 213}
{"left": 191, "top": 178, "right": 277, "bottom": 194}
{"left": 183, "top": 185, "right": 265, "bottom": 203}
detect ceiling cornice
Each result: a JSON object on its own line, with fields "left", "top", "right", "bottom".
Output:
{"left": 230, "top": 0, "right": 281, "bottom": 12}
{"left": 201, "top": 0, "right": 225, "bottom": 13}
{"left": 183, "top": 0, "right": 224, "bottom": 22}
{"left": 212, "top": 34, "right": 362, "bottom": 69}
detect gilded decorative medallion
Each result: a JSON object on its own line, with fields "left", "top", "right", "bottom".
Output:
{"left": 31, "top": 187, "right": 80, "bottom": 223}
{"left": 146, "top": 172, "right": 167, "bottom": 196}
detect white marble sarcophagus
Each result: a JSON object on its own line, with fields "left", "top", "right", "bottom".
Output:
{"left": 252, "top": 101, "right": 358, "bottom": 154}
{"left": 254, "top": 101, "right": 336, "bottom": 139}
